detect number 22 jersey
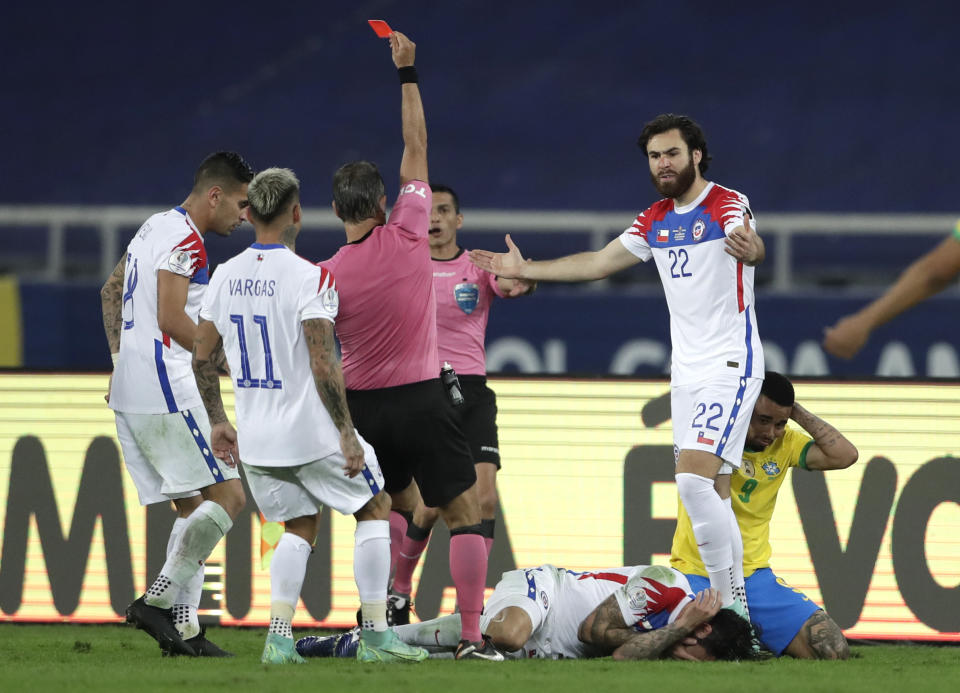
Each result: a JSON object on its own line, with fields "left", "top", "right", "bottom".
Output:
{"left": 618, "top": 182, "right": 764, "bottom": 386}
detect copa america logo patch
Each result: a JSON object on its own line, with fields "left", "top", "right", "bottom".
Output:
{"left": 742, "top": 459, "right": 755, "bottom": 478}
{"left": 167, "top": 250, "right": 194, "bottom": 275}
{"left": 540, "top": 591, "right": 549, "bottom": 609}
{"left": 692, "top": 219, "right": 706, "bottom": 241}
{"left": 455, "top": 282, "right": 479, "bottom": 314}
{"left": 320, "top": 287, "right": 339, "bottom": 313}
{"left": 627, "top": 584, "right": 648, "bottom": 611}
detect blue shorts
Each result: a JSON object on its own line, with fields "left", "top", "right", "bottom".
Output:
{"left": 686, "top": 568, "right": 821, "bottom": 655}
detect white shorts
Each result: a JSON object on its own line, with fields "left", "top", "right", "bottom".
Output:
{"left": 115, "top": 406, "right": 240, "bottom": 506}
{"left": 243, "top": 435, "right": 385, "bottom": 521}
{"left": 480, "top": 565, "right": 581, "bottom": 659}
{"left": 671, "top": 374, "right": 762, "bottom": 472}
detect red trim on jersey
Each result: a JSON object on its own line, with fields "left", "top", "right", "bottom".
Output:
{"left": 737, "top": 261, "right": 744, "bottom": 312}
{"left": 316, "top": 266, "right": 335, "bottom": 294}
{"left": 577, "top": 571, "right": 629, "bottom": 584}
{"left": 170, "top": 229, "right": 208, "bottom": 277}
{"left": 642, "top": 579, "right": 689, "bottom": 614}
{"left": 629, "top": 199, "right": 673, "bottom": 239}
{"left": 162, "top": 332, "right": 171, "bottom": 348}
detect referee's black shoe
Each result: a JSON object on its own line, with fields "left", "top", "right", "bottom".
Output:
{"left": 125, "top": 596, "right": 196, "bottom": 656}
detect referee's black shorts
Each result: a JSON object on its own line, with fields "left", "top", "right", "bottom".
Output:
{"left": 346, "top": 379, "right": 476, "bottom": 508}
{"left": 457, "top": 375, "right": 500, "bottom": 469}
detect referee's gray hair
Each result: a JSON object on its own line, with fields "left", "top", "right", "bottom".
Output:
{"left": 247, "top": 167, "right": 300, "bottom": 224}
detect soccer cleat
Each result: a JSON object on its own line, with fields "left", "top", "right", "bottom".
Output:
{"left": 261, "top": 632, "right": 307, "bottom": 664}
{"left": 454, "top": 635, "right": 505, "bottom": 661}
{"left": 388, "top": 591, "right": 412, "bottom": 626}
{"left": 297, "top": 627, "right": 361, "bottom": 658}
{"left": 356, "top": 629, "right": 429, "bottom": 663}
{"left": 125, "top": 596, "right": 196, "bottom": 656}
{"left": 183, "top": 626, "right": 234, "bottom": 657}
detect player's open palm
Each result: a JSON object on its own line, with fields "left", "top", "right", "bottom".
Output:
{"left": 210, "top": 422, "right": 240, "bottom": 467}
{"left": 340, "top": 429, "right": 365, "bottom": 478}
{"left": 470, "top": 234, "right": 526, "bottom": 279}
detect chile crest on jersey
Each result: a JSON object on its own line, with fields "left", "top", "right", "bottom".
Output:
{"left": 455, "top": 281, "right": 479, "bottom": 314}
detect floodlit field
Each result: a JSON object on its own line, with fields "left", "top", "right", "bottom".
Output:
{"left": 1, "top": 624, "right": 958, "bottom": 693}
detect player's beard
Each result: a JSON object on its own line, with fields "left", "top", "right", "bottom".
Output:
{"left": 651, "top": 154, "right": 697, "bottom": 198}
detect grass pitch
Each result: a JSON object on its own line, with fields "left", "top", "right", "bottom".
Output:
{"left": 2, "top": 623, "right": 958, "bottom": 693}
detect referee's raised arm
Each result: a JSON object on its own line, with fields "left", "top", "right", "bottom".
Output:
{"left": 391, "top": 31, "right": 427, "bottom": 186}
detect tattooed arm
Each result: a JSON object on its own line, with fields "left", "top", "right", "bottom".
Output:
{"left": 579, "top": 589, "right": 721, "bottom": 661}
{"left": 101, "top": 255, "right": 126, "bottom": 355}
{"left": 784, "top": 609, "right": 850, "bottom": 660}
{"left": 791, "top": 402, "right": 858, "bottom": 471}
{"left": 303, "top": 318, "right": 364, "bottom": 478}
{"left": 192, "top": 318, "right": 238, "bottom": 466}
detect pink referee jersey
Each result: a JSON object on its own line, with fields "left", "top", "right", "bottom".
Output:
{"left": 433, "top": 250, "right": 505, "bottom": 376}
{"left": 322, "top": 181, "right": 437, "bottom": 390}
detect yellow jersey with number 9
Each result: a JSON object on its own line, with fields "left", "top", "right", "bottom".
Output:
{"left": 670, "top": 426, "right": 814, "bottom": 577}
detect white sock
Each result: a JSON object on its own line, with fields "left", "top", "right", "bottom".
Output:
{"left": 394, "top": 613, "right": 463, "bottom": 647}
{"left": 724, "top": 497, "right": 749, "bottom": 613}
{"left": 166, "top": 517, "right": 202, "bottom": 639}
{"left": 269, "top": 531, "right": 312, "bottom": 637}
{"left": 676, "top": 472, "right": 735, "bottom": 606}
{"left": 354, "top": 520, "right": 390, "bottom": 632}
{"left": 145, "top": 500, "right": 232, "bottom": 609}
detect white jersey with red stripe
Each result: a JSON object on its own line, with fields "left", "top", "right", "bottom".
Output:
{"left": 109, "top": 207, "right": 208, "bottom": 414}
{"left": 514, "top": 564, "right": 694, "bottom": 659}
{"left": 618, "top": 182, "right": 764, "bottom": 386}
{"left": 200, "top": 243, "right": 343, "bottom": 467}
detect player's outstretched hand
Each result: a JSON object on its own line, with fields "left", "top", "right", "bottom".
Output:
{"left": 823, "top": 313, "right": 872, "bottom": 359}
{"left": 211, "top": 422, "right": 240, "bottom": 468}
{"left": 390, "top": 31, "right": 416, "bottom": 68}
{"left": 677, "top": 588, "right": 723, "bottom": 630}
{"left": 724, "top": 214, "right": 763, "bottom": 265}
{"left": 470, "top": 234, "right": 527, "bottom": 279}
{"left": 340, "top": 429, "right": 365, "bottom": 478}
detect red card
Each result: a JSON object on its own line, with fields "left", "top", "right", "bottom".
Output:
{"left": 368, "top": 20, "right": 393, "bottom": 38}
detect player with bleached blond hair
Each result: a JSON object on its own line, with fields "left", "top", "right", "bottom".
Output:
{"left": 192, "top": 167, "right": 427, "bottom": 664}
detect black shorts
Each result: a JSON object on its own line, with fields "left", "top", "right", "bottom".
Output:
{"left": 457, "top": 376, "right": 500, "bottom": 469}
{"left": 346, "top": 379, "right": 477, "bottom": 508}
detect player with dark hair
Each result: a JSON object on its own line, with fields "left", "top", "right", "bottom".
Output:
{"left": 321, "top": 30, "right": 498, "bottom": 660}
{"left": 388, "top": 182, "right": 535, "bottom": 623}
{"left": 471, "top": 114, "right": 765, "bottom": 618}
{"left": 299, "top": 564, "right": 756, "bottom": 662}
{"left": 100, "top": 151, "right": 253, "bottom": 656}
{"left": 672, "top": 371, "right": 857, "bottom": 659}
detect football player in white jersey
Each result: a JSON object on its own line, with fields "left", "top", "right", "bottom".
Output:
{"left": 100, "top": 151, "right": 254, "bottom": 656}
{"left": 192, "top": 167, "right": 428, "bottom": 665}
{"left": 470, "top": 114, "right": 765, "bottom": 617}
{"left": 298, "top": 564, "right": 755, "bottom": 661}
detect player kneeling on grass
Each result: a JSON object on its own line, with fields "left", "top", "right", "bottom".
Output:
{"left": 298, "top": 564, "right": 755, "bottom": 661}
{"left": 193, "top": 167, "right": 428, "bottom": 665}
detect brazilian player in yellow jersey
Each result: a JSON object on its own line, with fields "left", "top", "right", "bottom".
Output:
{"left": 671, "top": 372, "right": 858, "bottom": 659}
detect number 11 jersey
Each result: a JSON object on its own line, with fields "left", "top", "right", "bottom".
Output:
{"left": 200, "top": 243, "right": 342, "bottom": 467}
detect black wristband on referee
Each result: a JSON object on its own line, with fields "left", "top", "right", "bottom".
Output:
{"left": 398, "top": 66, "right": 418, "bottom": 84}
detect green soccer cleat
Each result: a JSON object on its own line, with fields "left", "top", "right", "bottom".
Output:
{"left": 261, "top": 632, "right": 307, "bottom": 664}
{"left": 356, "top": 629, "right": 429, "bottom": 663}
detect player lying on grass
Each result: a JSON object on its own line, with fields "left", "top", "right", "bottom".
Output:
{"left": 298, "top": 564, "right": 755, "bottom": 661}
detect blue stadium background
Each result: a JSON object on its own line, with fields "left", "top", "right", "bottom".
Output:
{"left": 3, "top": 0, "right": 958, "bottom": 375}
